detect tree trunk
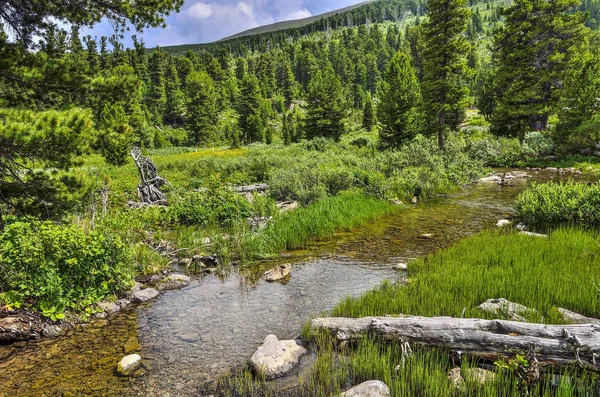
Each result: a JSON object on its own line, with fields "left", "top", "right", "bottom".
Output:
{"left": 312, "top": 316, "right": 600, "bottom": 371}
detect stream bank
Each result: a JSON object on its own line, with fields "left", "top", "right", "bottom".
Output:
{"left": 0, "top": 170, "right": 594, "bottom": 397}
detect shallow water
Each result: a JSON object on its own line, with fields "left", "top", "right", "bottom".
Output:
{"left": 0, "top": 171, "right": 593, "bottom": 397}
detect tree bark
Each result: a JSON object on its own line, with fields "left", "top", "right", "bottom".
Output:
{"left": 312, "top": 316, "right": 600, "bottom": 371}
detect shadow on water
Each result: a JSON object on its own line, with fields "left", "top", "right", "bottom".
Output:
{"left": 0, "top": 171, "right": 595, "bottom": 396}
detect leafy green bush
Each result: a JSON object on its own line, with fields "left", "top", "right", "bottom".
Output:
{"left": 167, "top": 186, "right": 252, "bottom": 226}
{"left": 516, "top": 181, "right": 600, "bottom": 228}
{"left": 0, "top": 222, "right": 132, "bottom": 318}
{"left": 522, "top": 131, "right": 554, "bottom": 158}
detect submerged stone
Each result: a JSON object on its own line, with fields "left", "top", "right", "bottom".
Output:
{"left": 264, "top": 264, "right": 292, "bottom": 282}
{"left": 116, "top": 354, "right": 142, "bottom": 376}
{"left": 157, "top": 273, "right": 192, "bottom": 291}
{"left": 123, "top": 336, "right": 141, "bottom": 354}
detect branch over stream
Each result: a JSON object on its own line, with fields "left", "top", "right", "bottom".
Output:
{"left": 311, "top": 316, "right": 600, "bottom": 371}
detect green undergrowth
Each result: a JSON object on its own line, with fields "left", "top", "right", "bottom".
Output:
{"left": 516, "top": 181, "right": 600, "bottom": 229}
{"left": 242, "top": 192, "right": 398, "bottom": 260}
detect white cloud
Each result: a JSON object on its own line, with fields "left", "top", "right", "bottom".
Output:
{"left": 187, "top": 2, "right": 214, "bottom": 20}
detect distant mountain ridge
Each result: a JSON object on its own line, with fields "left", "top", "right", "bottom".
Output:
{"left": 219, "top": 1, "right": 373, "bottom": 42}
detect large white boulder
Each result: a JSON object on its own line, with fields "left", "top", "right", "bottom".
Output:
{"left": 339, "top": 380, "right": 391, "bottom": 397}
{"left": 250, "top": 335, "right": 307, "bottom": 379}
{"left": 117, "top": 354, "right": 142, "bottom": 376}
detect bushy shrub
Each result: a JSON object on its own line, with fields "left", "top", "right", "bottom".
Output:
{"left": 516, "top": 182, "right": 600, "bottom": 228}
{"left": 0, "top": 222, "right": 132, "bottom": 318}
{"left": 167, "top": 186, "right": 252, "bottom": 226}
{"left": 522, "top": 131, "right": 554, "bottom": 158}
{"left": 269, "top": 163, "right": 329, "bottom": 204}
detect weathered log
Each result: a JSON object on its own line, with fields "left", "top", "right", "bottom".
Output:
{"left": 312, "top": 316, "right": 600, "bottom": 371}
{"left": 232, "top": 184, "right": 269, "bottom": 193}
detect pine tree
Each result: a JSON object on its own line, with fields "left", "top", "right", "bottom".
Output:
{"left": 238, "top": 74, "right": 265, "bottom": 144}
{"left": 491, "top": 0, "right": 589, "bottom": 138}
{"left": 186, "top": 71, "right": 218, "bottom": 146}
{"left": 147, "top": 47, "right": 167, "bottom": 123}
{"left": 378, "top": 51, "right": 423, "bottom": 149}
{"left": 304, "top": 65, "right": 347, "bottom": 141}
{"left": 362, "top": 94, "right": 376, "bottom": 131}
{"left": 422, "top": 0, "right": 471, "bottom": 149}
{"left": 556, "top": 38, "right": 600, "bottom": 146}
{"left": 164, "top": 62, "right": 185, "bottom": 125}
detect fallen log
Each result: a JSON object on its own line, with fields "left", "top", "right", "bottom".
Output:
{"left": 232, "top": 184, "right": 269, "bottom": 193}
{"left": 312, "top": 316, "right": 600, "bottom": 371}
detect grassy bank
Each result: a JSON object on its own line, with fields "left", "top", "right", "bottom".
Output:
{"left": 219, "top": 228, "right": 600, "bottom": 396}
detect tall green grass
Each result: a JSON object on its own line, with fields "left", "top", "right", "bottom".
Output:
{"left": 241, "top": 192, "right": 398, "bottom": 260}
{"left": 333, "top": 228, "right": 600, "bottom": 321}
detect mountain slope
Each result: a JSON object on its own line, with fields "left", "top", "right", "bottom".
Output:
{"left": 219, "top": 1, "right": 372, "bottom": 42}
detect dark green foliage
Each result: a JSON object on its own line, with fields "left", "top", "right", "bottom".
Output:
{"left": 304, "top": 65, "right": 347, "bottom": 141}
{"left": 186, "top": 71, "right": 218, "bottom": 146}
{"left": 556, "top": 37, "right": 600, "bottom": 147}
{"left": 378, "top": 51, "right": 423, "bottom": 149}
{"left": 516, "top": 181, "right": 600, "bottom": 228}
{"left": 0, "top": 108, "right": 95, "bottom": 223}
{"left": 238, "top": 74, "right": 266, "bottom": 144}
{"left": 422, "top": 0, "right": 471, "bottom": 149}
{"left": 0, "top": 221, "right": 132, "bottom": 318}
{"left": 491, "top": 0, "right": 589, "bottom": 138}
{"left": 167, "top": 186, "right": 252, "bottom": 226}
{"left": 362, "top": 94, "right": 376, "bottom": 131}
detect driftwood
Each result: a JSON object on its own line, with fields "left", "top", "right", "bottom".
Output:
{"left": 312, "top": 316, "right": 600, "bottom": 371}
{"left": 130, "top": 147, "right": 169, "bottom": 205}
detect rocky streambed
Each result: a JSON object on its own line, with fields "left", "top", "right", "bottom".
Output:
{"left": 0, "top": 170, "right": 594, "bottom": 397}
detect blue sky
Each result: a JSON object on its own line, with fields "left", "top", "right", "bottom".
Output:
{"left": 84, "top": 0, "right": 366, "bottom": 47}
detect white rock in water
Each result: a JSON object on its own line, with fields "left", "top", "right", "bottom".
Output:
{"left": 264, "top": 264, "right": 291, "bottom": 282}
{"left": 479, "top": 175, "right": 502, "bottom": 183}
{"left": 132, "top": 288, "right": 160, "bottom": 303}
{"left": 393, "top": 263, "right": 408, "bottom": 271}
{"left": 496, "top": 219, "right": 512, "bottom": 227}
{"left": 117, "top": 354, "right": 142, "bottom": 376}
{"left": 339, "top": 380, "right": 391, "bottom": 397}
{"left": 250, "top": 335, "right": 307, "bottom": 379}
{"left": 157, "top": 273, "right": 192, "bottom": 291}
{"left": 519, "top": 231, "right": 548, "bottom": 238}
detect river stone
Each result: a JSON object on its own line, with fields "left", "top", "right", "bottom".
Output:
{"left": 116, "top": 299, "right": 131, "bottom": 309}
{"left": 178, "top": 333, "right": 201, "bottom": 343}
{"left": 132, "top": 288, "right": 160, "bottom": 303}
{"left": 41, "top": 324, "right": 62, "bottom": 338}
{"left": 123, "top": 336, "right": 141, "bottom": 353}
{"left": 419, "top": 233, "right": 434, "bottom": 239}
{"left": 339, "top": 380, "right": 391, "bottom": 397}
{"left": 496, "top": 219, "right": 512, "bottom": 227}
{"left": 393, "top": 262, "right": 408, "bottom": 271}
{"left": 264, "top": 264, "right": 292, "bottom": 282}
{"left": 463, "top": 368, "right": 496, "bottom": 385}
{"left": 0, "top": 316, "right": 33, "bottom": 342}
{"left": 479, "top": 175, "right": 502, "bottom": 183}
{"left": 448, "top": 368, "right": 466, "bottom": 390}
{"left": 128, "top": 282, "right": 143, "bottom": 298}
{"left": 117, "top": 354, "right": 142, "bottom": 376}
{"left": 477, "top": 298, "right": 535, "bottom": 321}
{"left": 157, "top": 273, "right": 192, "bottom": 291}
{"left": 558, "top": 308, "right": 600, "bottom": 324}
{"left": 97, "top": 301, "right": 120, "bottom": 314}
{"left": 250, "top": 335, "right": 307, "bottom": 379}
